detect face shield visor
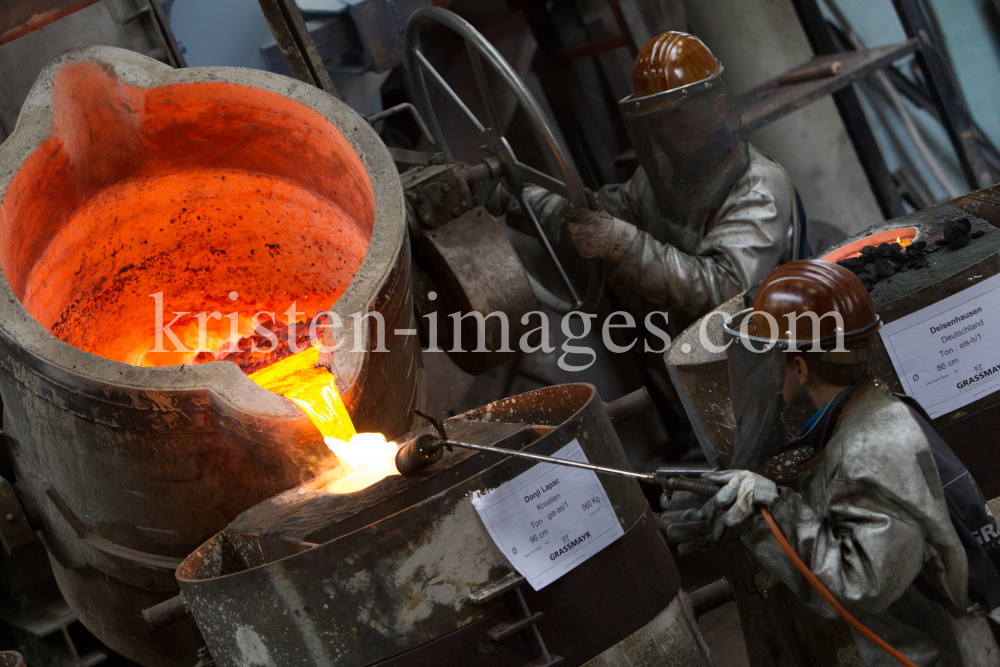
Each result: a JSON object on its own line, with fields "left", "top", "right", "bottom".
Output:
{"left": 619, "top": 71, "right": 748, "bottom": 218}
{"left": 722, "top": 309, "right": 787, "bottom": 472}
{"left": 721, "top": 306, "right": 883, "bottom": 471}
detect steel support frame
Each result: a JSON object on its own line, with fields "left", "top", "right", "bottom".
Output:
{"left": 791, "top": 0, "right": 906, "bottom": 220}
{"left": 257, "top": 0, "right": 339, "bottom": 97}
{"left": 506, "top": 0, "right": 605, "bottom": 188}
{"left": 891, "top": 0, "right": 993, "bottom": 190}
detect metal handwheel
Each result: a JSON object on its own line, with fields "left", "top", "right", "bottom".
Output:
{"left": 405, "top": 7, "right": 603, "bottom": 314}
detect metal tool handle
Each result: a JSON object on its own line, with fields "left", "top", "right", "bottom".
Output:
{"left": 658, "top": 476, "right": 721, "bottom": 498}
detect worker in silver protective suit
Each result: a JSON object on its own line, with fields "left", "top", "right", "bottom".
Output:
{"left": 663, "top": 260, "right": 1000, "bottom": 666}
{"left": 506, "top": 32, "right": 802, "bottom": 320}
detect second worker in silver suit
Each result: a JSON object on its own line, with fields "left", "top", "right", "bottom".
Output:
{"left": 505, "top": 31, "right": 803, "bottom": 320}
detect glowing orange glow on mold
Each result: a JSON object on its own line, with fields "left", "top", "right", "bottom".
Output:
{"left": 820, "top": 227, "right": 918, "bottom": 263}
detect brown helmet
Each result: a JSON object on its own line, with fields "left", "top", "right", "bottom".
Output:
{"left": 632, "top": 32, "right": 721, "bottom": 98}
{"left": 751, "top": 260, "right": 880, "bottom": 348}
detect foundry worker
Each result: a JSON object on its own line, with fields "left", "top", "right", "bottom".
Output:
{"left": 663, "top": 260, "right": 1000, "bottom": 666}
{"left": 505, "top": 32, "right": 803, "bottom": 319}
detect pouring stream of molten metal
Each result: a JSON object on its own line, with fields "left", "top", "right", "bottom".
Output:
{"left": 248, "top": 347, "right": 399, "bottom": 493}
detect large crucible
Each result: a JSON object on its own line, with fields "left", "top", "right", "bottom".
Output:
{"left": 0, "top": 46, "right": 420, "bottom": 665}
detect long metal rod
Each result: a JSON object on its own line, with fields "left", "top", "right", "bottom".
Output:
{"left": 444, "top": 438, "right": 653, "bottom": 482}
{"left": 365, "top": 103, "right": 436, "bottom": 146}
{"left": 514, "top": 588, "right": 553, "bottom": 663}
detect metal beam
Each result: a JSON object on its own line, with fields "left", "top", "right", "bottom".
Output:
{"left": 892, "top": 0, "right": 992, "bottom": 190}
{"left": 257, "top": 0, "right": 338, "bottom": 97}
{"left": 791, "top": 0, "right": 906, "bottom": 220}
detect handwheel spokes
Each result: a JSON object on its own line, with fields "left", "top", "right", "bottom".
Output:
{"left": 414, "top": 50, "right": 484, "bottom": 135}
{"left": 513, "top": 191, "right": 581, "bottom": 307}
{"left": 406, "top": 7, "right": 602, "bottom": 314}
{"left": 466, "top": 41, "right": 504, "bottom": 137}
{"left": 515, "top": 162, "right": 571, "bottom": 201}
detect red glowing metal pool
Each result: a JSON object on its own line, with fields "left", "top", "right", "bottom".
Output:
{"left": 820, "top": 226, "right": 920, "bottom": 263}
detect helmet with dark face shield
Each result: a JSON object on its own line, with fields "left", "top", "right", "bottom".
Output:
{"left": 619, "top": 32, "right": 749, "bottom": 218}
{"left": 721, "top": 261, "right": 882, "bottom": 471}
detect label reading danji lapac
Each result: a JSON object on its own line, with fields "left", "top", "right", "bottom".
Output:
{"left": 470, "top": 439, "right": 625, "bottom": 590}
{"left": 880, "top": 272, "right": 1000, "bottom": 418}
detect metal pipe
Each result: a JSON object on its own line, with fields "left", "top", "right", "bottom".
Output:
{"left": 688, "top": 578, "right": 734, "bottom": 617}
{"left": 441, "top": 439, "right": 719, "bottom": 496}
{"left": 604, "top": 386, "right": 654, "bottom": 425}
{"left": 142, "top": 593, "right": 188, "bottom": 631}
{"left": 365, "top": 103, "right": 436, "bottom": 147}
{"left": 443, "top": 438, "right": 650, "bottom": 481}
{"left": 777, "top": 61, "right": 842, "bottom": 85}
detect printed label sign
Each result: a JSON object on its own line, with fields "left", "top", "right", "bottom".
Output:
{"left": 470, "top": 439, "right": 625, "bottom": 590}
{"left": 879, "top": 272, "right": 1000, "bottom": 418}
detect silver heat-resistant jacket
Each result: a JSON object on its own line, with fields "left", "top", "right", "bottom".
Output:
{"left": 742, "top": 381, "right": 999, "bottom": 666}
{"left": 514, "top": 145, "right": 796, "bottom": 318}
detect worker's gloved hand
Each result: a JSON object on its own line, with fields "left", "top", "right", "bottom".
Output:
{"left": 703, "top": 470, "right": 779, "bottom": 528}
{"left": 659, "top": 487, "right": 735, "bottom": 555}
{"left": 561, "top": 190, "right": 638, "bottom": 265}
{"left": 658, "top": 490, "right": 709, "bottom": 529}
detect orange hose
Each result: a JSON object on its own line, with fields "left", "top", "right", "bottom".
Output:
{"left": 759, "top": 506, "right": 919, "bottom": 667}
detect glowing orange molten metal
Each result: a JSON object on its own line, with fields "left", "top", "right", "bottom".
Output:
{"left": 249, "top": 347, "right": 399, "bottom": 493}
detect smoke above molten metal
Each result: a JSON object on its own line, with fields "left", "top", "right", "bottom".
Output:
{"left": 249, "top": 346, "right": 399, "bottom": 493}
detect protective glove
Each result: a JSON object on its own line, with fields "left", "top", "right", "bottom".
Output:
{"left": 663, "top": 492, "right": 730, "bottom": 555}
{"left": 663, "top": 471, "right": 779, "bottom": 555}
{"left": 658, "top": 490, "right": 709, "bottom": 532}
{"left": 703, "top": 470, "right": 779, "bottom": 528}
{"left": 561, "top": 190, "right": 638, "bottom": 264}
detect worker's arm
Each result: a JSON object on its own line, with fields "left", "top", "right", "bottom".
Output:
{"left": 740, "top": 480, "right": 928, "bottom": 620}
{"left": 611, "top": 181, "right": 791, "bottom": 318}
{"left": 502, "top": 184, "right": 573, "bottom": 245}
{"left": 502, "top": 170, "right": 647, "bottom": 247}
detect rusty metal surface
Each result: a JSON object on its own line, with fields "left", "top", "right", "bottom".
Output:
{"left": 414, "top": 207, "right": 538, "bottom": 375}
{"left": 953, "top": 183, "right": 1000, "bottom": 229}
{"left": 179, "top": 384, "right": 674, "bottom": 667}
{"left": 0, "top": 474, "right": 34, "bottom": 556}
{"left": 409, "top": 165, "right": 476, "bottom": 228}
{"left": 0, "top": 0, "right": 100, "bottom": 45}
{"left": 0, "top": 47, "right": 415, "bottom": 667}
